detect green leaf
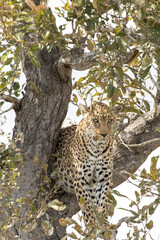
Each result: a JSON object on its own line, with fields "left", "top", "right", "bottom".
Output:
{"left": 117, "top": 67, "right": 124, "bottom": 79}
{"left": 140, "top": 65, "right": 151, "bottom": 79}
{"left": 149, "top": 204, "right": 156, "bottom": 215}
{"left": 106, "top": 192, "right": 117, "bottom": 207}
{"left": 130, "top": 91, "right": 136, "bottom": 98}
{"left": 59, "top": 217, "right": 72, "bottom": 227}
{"left": 146, "top": 220, "right": 153, "bottom": 230}
{"left": 13, "top": 82, "right": 20, "bottom": 91}
{"left": 4, "top": 57, "right": 13, "bottom": 65}
{"left": 106, "top": 83, "right": 116, "bottom": 98}
{"left": 119, "top": 208, "right": 139, "bottom": 217}
{"left": 143, "top": 100, "right": 150, "bottom": 111}
{"left": 1, "top": 52, "right": 10, "bottom": 63}
{"left": 135, "top": 191, "right": 140, "bottom": 202}
{"left": 64, "top": 1, "right": 70, "bottom": 11}
{"left": 112, "top": 190, "right": 129, "bottom": 199}
{"left": 68, "top": 232, "right": 78, "bottom": 239}
{"left": 28, "top": 81, "right": 39, "bottom": 94}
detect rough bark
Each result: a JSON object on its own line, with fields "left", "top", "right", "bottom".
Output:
{"left": 9, "top": 45, "right": 73, "bottom": 240}
{"left": 113, "top": 105, "right": 160, "bottom": 187}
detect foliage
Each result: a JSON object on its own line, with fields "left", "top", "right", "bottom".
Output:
{"left": 0, "top": 0, "right": 159, "bottom": 116}
{"left": 0, "top": 0, "right": 160, "bottom": 239}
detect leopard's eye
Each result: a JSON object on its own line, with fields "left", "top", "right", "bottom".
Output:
{"left": 93, "top": 119, "right": 99, "bottom": 124}
{"left": 108, "top": 119, "right": 113, "bottom": 124}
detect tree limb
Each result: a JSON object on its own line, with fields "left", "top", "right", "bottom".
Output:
{"left": 0, "top": 104, "right": 14, "bottom": 115}
{"left": 111, "top": 216, "right": 137, "bottom": 240}
{"left": 113, "top": 104, "right": 160, "bottom": 188}
{"left": 58, "top": 50, "right": 97, "bottom": 72}
{"left": 0, "top": 94, "right": 19, "bottom": 104}
{"left": 58, "top": 47, "right": 139, "bottom": 73}
{"left": 127, "top": 138, "right": 160, "bottom": 148}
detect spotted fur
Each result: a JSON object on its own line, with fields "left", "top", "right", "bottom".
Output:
{"left": 55, "top": 102, "right": 116, "bottom": 224}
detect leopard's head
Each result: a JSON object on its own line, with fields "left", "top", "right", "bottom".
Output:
{"left": 79, "top": 102, "right": 117, "bottom": 142}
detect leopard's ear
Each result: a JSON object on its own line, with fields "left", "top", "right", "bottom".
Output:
{"left": 79, "top": 104, "right": 89, "bottom": 116}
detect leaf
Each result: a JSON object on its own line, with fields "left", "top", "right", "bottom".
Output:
{"left": 106, "top": 83, "right": 116, "bottom": 98}
{"left": 41, "top": 220, "right": 54, "bottom": 236}
{"left": 59, "top": 217, "right": 72, "bottom": 227}
{"left": 4, "top": 57, "right": 13, "bottom": 65}
{"left": 112, "top": 190, "right": 129, "bottom": 199}
{"left": 1, "top": 53, "right": 7, "bottom": 63}
{"left": 135, "top": 191, "right": 140, "bottom": 202}
{"left": 130, "top": 91, "right": 136, "bottom": 98}
{"left": 129, "top": 201, "right": 136, "bottom": 207}
{"left": 36, "top": 207, "right": 48, "bottom": 219}
{"left": 13, "top": 82, "right": 20, "bottom": 91}
{"left": 92, "top": 0, "right": 98, "bottom": 9}
{"left": 74, "top": 224, "right": 83, "bottom": 234}
{"left": 76, "top": 108, "right": 81, "bottom": 116}
{"left": 140, "top": 65, "right": 151, "bottom": 79}
{"left": 48, "top": 199, "right": 66, "bottom": 211}
{"left": 117, "top": 67, "right": 124, "bottom": 79}
{"left": 28, "top": 81, "right": 39, "bottom": 94}
{"left": 73, "top": 93, "right": 78, "bottom": 103}
{"left": 119, "top": 208, "right": 139, "bottom": 217}
{"left": 106, "top": 192, "right": 117, "bottom": 207}
{"left": 143, "top": 100, "right": 150, "bottom": 111}
{"left": 149, "top": 204, "right": 156, "bottom": 215}
{"left": 140, "top": 168, "right": 147, "bottom": 178}
{"left": 87, "top": 39, "right": 94, "bottom": 51}
{"left": 68, "top": 232, "right": 77, "bottom": 239}
{"left": 30, "top": 44, "right": 41, "bottom": 56}
{"left": 64, "top": 1, "right": 70, "bottom": 11}
{"left": 146, "top": 220, "right": 153, "bottom": 230}
{"left": 25, "top": 221, "right": 37, "bottom": 232}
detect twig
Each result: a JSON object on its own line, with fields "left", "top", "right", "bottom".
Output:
{"left": 140, "top": 85, "right": 158, "bottom": 117}
{"left": 116, "top": 134, "right": 133, "bottom": 152}
{"left": 149, "top": 71, "right": 160, "bottom": 91}
{"left": 0, "top": 94, "right": 19, "bottom": 105}
{"left": 0, "top": 104, "right": 14, "bottom": 115}
{"left": 127, "top": 138, "right": 160, "bottom": 148}
{"left": 0, "top": 94, "right": 20, "bottom": 112}
{"left": 111, "top": 216, "right": 137, "bottom": 240}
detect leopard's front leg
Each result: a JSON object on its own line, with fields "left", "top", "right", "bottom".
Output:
{"left": 95, "top": 157, "right": 113, "bottom": 221}
{"left": 73, "top": 160, "right": 97, "bottom": 225}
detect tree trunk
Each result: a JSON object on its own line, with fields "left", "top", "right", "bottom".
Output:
{"left": 9, "top": 46, "right": 73, "bottom": 240}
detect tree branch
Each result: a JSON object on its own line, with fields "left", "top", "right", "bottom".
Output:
{"left": 58, "top": 50, "right": 97, "bottom": 72}
{"left": 113, "top": 104, "right": 160, "bottom": 188}
{"left": 111, "top": 216, "right": 137, "bottom": 240}
{"left": 127, "top": 138, "right": 160, "bottom": 148}
{"left": 0, "top": 95, "right": 21, "bottom": 112}
{"left": 0, "top": 104, "right": 14, "bottom": 115}
{"left": 58, "top": 47, "right": 139, "bottom": 74}
{"left": 0, "top": 94, "right": 19, "bottom": 104}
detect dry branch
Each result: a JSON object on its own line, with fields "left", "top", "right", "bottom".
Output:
{"left": 58, "top": 47, "right": 139, "bottom": 75}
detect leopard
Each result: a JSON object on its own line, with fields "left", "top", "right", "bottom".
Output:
{"left": 55, "top": 102, "right": 116, "bottom": 225}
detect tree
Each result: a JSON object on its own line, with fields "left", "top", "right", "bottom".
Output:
{"left": 0, "top": 0, "right": 160, "bottom": 239}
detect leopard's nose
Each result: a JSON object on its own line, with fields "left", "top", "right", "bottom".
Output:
{"left": 101, "top": 134, "right": 107, "bottom": 137}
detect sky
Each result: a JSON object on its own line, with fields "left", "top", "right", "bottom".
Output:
{"left": 0, "top": 1, "right": 160, "bottom": 239}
